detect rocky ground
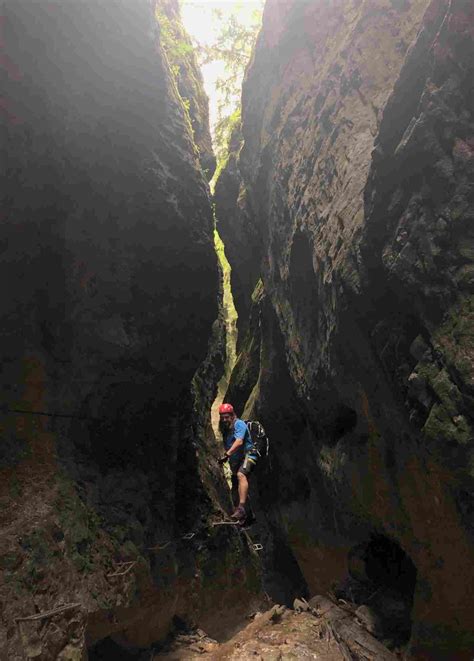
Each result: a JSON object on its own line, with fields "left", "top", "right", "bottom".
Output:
{"left": 90, "top": 598, "right": 398, "bottom": 660}
{"left": 156, "top": 606, "right": 346, "bottom": 660}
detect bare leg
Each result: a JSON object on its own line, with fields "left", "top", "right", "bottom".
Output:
{"left": 237, "top": 471, "right": 249, "bottom": 506}
{"left": 231, "top": 474, "right": 239, "bottom": 508}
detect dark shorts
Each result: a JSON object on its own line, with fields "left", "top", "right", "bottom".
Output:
{"left": 231, "top": 454, "right": 258, "bottom": 476}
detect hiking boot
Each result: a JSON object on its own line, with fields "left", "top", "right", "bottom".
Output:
{"left": 230, "top": 505, "right": 246, "bottom": 522}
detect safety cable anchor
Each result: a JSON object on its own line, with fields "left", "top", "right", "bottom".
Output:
{"left": 252, "top": 543, "right": 263, "bottom": 552}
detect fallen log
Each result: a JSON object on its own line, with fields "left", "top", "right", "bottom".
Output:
{"left": 326, "top": 620, "right": 353, "bottom": 661}
{"left": 309, "top": 595, "right": 396, "bottom": 660}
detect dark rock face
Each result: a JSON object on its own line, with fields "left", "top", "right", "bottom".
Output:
{"left": 218, "top": 0, "right": 474, "bottom": 655}
{"left": 158, "top": 0, "right": 216, "bottom": 178}
{"left": 2, "top": 0, "right": 216, "bottom": 423}
{"left": 1, "top": 1, "right": 260, "bottom": 657}
{"left": 214, "top": 127, "right": 261, "bottom": 339}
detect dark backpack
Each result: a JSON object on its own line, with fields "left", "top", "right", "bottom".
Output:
{"left": 245, "top": 420, "right": 269, "bottom": 459}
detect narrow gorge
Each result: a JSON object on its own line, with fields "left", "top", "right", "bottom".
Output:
{"left": 1, "top": 1, "right": 473, "bottom": 659}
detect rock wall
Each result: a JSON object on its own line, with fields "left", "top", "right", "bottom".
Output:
{"left": 214, "top": 126, "right": 261, "bottom": 339}
{"left": 0, "top": 2, "right": 260, "bottom": 658}
{"left": 157, "top": 0, "right": 216, "bottom": 178}
{"left": 218, "top": 0, "right": 474, "bottom": 656}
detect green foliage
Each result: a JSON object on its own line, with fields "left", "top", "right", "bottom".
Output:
{"left": 213, "top": 107, "right": 241, "bottom": 178}
{"left": 197, "top": 4, "right": 262, "bottom": 113}
{"left": 182, "top": 97, "right": 191, "bottom": 113}
{"left": 195, "top": 2, "right": 263, "bottom": 165}
{"left": 156, "top": 6, "right": 196, "bottom": 140}
{"left": 156, "top": 7, "right": 193, "bottom": 74}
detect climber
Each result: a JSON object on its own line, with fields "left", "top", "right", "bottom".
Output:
{"left": 218, "top": 403, "right": 257, "bottom": 523}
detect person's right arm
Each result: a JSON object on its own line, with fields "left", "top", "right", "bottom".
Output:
{"left": 225, "top": 437, "right": 244, "bottom": 457}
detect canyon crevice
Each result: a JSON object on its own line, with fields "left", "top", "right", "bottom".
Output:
{"left": 2, "top": 0, "right": 474, "bottom": 658}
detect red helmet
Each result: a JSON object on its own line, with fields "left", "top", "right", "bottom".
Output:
{"left": 219, "top": 403, "right": 234, "bottom": 415}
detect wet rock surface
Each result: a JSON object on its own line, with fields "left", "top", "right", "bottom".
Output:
{"left": 217, "top": 0, "right": 474, "bottom": 656}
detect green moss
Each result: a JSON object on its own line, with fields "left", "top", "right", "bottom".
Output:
{"left": 19, "top": 529, "right": 56, "bottom": 589}
{"left": 433, "top": 296, "right": 474, "bottom": 386}
{"left": 414, "top": 298, "right": 474, "bottom": 449}
{"left": 214, "top": 226, "right": 238, "bottom": 380}
{"left": 423, "top": 403, "right": 471, "bottom": 445}
{"left": 155, "top": 5, "right": 197, "bottom": 144}
{"left": 56, "top": 473, "right": 101, "bottom": 572}
{"left": 155, "top": 7, "right": 193, "bottom": 65}
{"left": 211, "top": 108, "right": 242, "bottom": 188}
{"left": 431, "top": 369, "right": 462, "bottom": 416}
{"left": 182, "top": 97, "right": 191, "bottom": 113}
{"left": 71, "top": 551, "right": 93, "bottom": 572}
{"left": 414, "top": 361, "right": 439, "bottom": 383}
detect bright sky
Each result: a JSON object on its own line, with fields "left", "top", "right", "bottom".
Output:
{"left": 180, "top": 0, "right": 263, "bottom": 133}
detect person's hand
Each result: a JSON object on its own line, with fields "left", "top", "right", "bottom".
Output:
{"left": 218, "top": 453, "right": 229, "bottom": 465}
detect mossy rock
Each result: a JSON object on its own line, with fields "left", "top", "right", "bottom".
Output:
{"left": 434, "top": 296, "right": 474, "bottom": 387}
{"left": 423, "top": 403, "right": 471, "bottom": 445}
{"left": 431, "top": 369, "right": 462, "bottom": 416}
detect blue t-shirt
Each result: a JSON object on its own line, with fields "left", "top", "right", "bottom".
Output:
{"left": 224, "top": 419, "right": 255, "bottom": 465}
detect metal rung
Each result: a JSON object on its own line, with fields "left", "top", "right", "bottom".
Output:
{"left": 182, "top": 532, "right": 195, "bottom": 540}
{"left": 148, "top": 540, "right": 172, "bottom": 551}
